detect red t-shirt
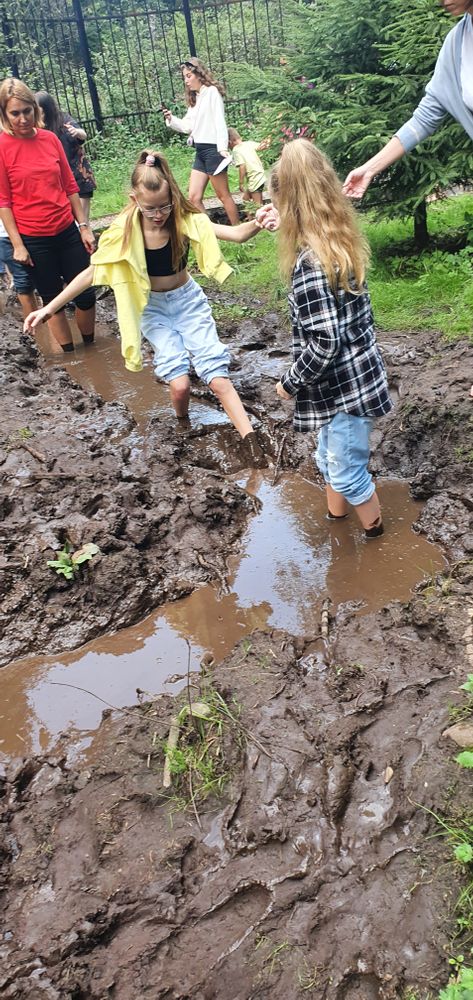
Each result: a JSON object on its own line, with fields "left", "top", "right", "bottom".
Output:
{"left": 0, "top": 128, "right": 79, "bottom": 236}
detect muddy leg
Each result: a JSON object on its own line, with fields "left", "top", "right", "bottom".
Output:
{"left": 354, "top": 491, "right": 384, "bottom": 537}
{"left": 75, "top": 304, "right": 96, "bottom": 344}
{"left": 208, "top": 376, "right": 253, "bottom": 438}
{"left": 169, "top": 374, "right": 191, "bottom": 418}
{"left": 46, "top": 310, "right": 74, "bottom": 351}
{"left": 326, "top": 484, "right": 349, "bottom": 519}
{"left": 18, "top": 291, "right": 39, "bottom": 322}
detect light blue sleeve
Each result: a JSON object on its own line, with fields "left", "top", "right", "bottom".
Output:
{"left": 395, "top": 88, "right": 448, "bottom": 152}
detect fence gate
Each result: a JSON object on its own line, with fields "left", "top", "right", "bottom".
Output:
{"left": 0, "top": 0, "right": 286, "bottom": 131}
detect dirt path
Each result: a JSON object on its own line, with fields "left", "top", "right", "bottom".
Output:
{"left": 0, "top": 295, "right": 472, "bottom": 998}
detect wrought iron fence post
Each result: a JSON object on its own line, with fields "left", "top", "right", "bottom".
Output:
{"left": 71, "top": 0, "right": 103, "bottom": 131}
{"left": 182, "top": 0, "right": 197, "bottom": 57}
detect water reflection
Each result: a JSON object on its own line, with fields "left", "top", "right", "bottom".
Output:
{"left": 0, "top": 475, "right": 444, "bottom": 761}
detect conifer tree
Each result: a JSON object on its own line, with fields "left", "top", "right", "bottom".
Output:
{"left": 280, "top": 0, "right": 473, "bottom": 243}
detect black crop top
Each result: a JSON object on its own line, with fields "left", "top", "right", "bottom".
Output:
{"left": 145, "top": 239, "right": 189, "bottom": 277}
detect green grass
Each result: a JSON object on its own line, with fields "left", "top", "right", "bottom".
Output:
{"left": 90, "top": 134, "right": 473, "bottom": 338}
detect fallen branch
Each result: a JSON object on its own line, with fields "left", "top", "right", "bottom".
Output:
{"left": 162, "top": 716, "right": 180, "bottom": 788}
{"left": 19, "top": 441, "right": 47, "bottom": 463}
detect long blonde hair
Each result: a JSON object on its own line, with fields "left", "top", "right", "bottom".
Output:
{"left": 0, "top": 78, "right": 44, "bottom": 135}
{"left": 181, "top": 57, "right": 225, "bottom": 107}
{"left": 270, "top": 139, "right": 369, "bottom": 292}
{"left": 121, "top": 149, "right": 199, "bottom": 272}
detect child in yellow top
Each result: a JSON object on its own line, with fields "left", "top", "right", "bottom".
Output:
{"left": 23, "top": 149, "right": 265, "bottom": 457}
{"left": 228, "top": 128, "right": 268, "bottom": 206}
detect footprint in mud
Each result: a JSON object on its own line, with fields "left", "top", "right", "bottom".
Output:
{"left": 146, "top": 883, "right": 272, "bottom": 993}
{"left": 338, "top": 972, "right": 386, "bottom": 999}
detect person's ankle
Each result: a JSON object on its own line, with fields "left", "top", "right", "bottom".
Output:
{"left": 365, "top": 517, "right": 384, "bottom": 538}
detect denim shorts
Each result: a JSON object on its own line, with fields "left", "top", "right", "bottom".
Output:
{"left": 0, "top": 238, "right": 34, "bottom": 293}
{"left": 193, "top": 143, "right": 228, "bottom": 175}
{"left": 315, "top": 411, "right": 375, "bottom": 506}
{"left": 140, "top": 276, "right": 230, "bottom": 384}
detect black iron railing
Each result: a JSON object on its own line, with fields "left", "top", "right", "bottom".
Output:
{"left": 0, "top": 0, "right": 286, "bottom": 132}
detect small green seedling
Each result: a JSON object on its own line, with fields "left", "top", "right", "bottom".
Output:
{"left": 47, "top": 541, "right": 100, "bottom": 580}
{"left": 460, "top": 676, "right": 473, "bottom": 695}
{"left": 456, "top": 751, "right": 473, "bottom": 770}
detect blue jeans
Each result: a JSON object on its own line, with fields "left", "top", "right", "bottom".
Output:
{"left": 316, "top": 411, "right": 375, "bottom": 506}
{"left": 0, "top": 238, "right": 34, "bottom": 293}
{"left": 141, "top": 276, "right": 230, "bottom": 384}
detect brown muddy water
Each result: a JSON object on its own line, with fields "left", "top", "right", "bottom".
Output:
{"left": 0, "top": 323, "right": 444, "bottom": 762}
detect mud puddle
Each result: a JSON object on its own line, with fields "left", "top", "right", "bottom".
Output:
{"left": 35, "top": 319, "right": 231, "bottom": 432}
{"left": 0, "top": 474, "right": 444, "bottom": 761}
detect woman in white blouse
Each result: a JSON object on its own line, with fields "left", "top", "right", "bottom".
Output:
{"left": 163, "top": 58, "right": 239, "bottom": 225}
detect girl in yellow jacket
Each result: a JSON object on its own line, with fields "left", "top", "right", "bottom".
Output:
{"left": 24, "top": 148, "right": 264, "bottom": 456}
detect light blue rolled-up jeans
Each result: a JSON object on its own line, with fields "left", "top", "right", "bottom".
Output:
{"left": 315, "top": 411, "right": 375, "bottom": 507}
{"left": 140, "top": 276, "right": 230, "bottom": 384}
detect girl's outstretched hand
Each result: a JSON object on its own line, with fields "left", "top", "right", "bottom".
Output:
{"left": 255, "top": 204, "right": 280, "bottom": 231}
{"left": 276, "top": 380, "right": 291, "bottom": 400}
{"left": 23, "top": 307, "right": 51, "bottom": 333}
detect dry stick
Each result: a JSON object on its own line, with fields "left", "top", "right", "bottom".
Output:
{"left": 18, "top": 441, "right": 47, "bottom": 463}
{"left": 271, "top": 431, "right": 287, "bottom": 487}
{"left": 162, "top": 716, "right": 180, "bottom": 788}
{"left": 185, "top": 637, "right": 197, "bottom": 733}
{"left": 188, "top": 765, "right": 202, "bottom": 829}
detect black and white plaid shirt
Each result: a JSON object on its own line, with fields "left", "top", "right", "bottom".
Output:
{"left": 280, "top": 250, "right": 392, "bottom": 432}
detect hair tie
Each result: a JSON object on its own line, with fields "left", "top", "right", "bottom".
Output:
{"left": 145, "top": 154, "right": 155, "bottom": 166}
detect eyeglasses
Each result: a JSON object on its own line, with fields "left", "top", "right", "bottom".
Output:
{"left": 135, "top": 199, "right": 173, "bottom": 217}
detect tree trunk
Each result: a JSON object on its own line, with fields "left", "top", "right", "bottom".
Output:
{"left": 413, "top": 200, "right": 429, "bottom": 248}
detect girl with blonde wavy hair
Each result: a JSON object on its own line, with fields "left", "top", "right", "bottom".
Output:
{"left": 162, "top": 58, "right": 238, "bottom": 224}
{"left": 23, "top": 148, "right": 266, "bottom": 464}
{"left": 257, "top": 138, "right": 392, "bottom": 538}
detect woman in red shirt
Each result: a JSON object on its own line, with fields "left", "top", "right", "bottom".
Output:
{"left": 0, "top": 78, "right": 96, "bottom": 352}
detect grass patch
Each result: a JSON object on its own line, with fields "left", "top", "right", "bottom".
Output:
{"left": 161, "top": 683, "right": 244, "bottom": 818}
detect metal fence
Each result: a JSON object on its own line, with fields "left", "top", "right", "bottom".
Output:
{"left": 0, "top": 0, "right": 286, "bottom": 132}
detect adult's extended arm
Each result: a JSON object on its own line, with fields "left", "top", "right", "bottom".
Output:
{"left": 343, "top": 90, "right": 448, "bottom": 199}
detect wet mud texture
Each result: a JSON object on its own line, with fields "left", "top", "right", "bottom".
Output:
{"left": 1, "top": 577, "right": 472, "bottom": 999}
{"left": 1, "top": 305, "right": 472, "bottom": 666}
{"left": 1, "top": 298, "right": 473, "bottom": 997}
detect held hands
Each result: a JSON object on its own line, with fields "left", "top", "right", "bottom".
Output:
{"left": 162, "top": 107, "right": 172, "bottom": 124}
{"left": 255, "top": 204, "right": 280, "bottom": 232}
{"left": 276, "top": 381, "right": 292, "bottom": 401}
{"left": 23, "top": 307, "right": 51, "bottom": 333}
{"left": 342, "top": 166, "right": 374, "bottom": 199}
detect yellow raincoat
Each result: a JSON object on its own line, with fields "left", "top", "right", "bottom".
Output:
{"left": 91, "top": 209, "right": 233, "bottom": 372}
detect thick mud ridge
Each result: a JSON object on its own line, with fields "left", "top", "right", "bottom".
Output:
{"left": 1, "top": 295, "right": 473, "bottom": 997}
{"left": 1, "top": 582, "right": 472, "bottom": 999}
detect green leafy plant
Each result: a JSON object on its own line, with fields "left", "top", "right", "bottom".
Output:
{"left": 162, "top": 687, "right": 244, "bottom": 813}
{"left": 456, "top": 752, "right": 473, "bottom": 770}
{"left": 47, "top": 541, "right": 100, "bottom": 580}
{"left": 439, "top": 962, "right": 473, "bottom": 998}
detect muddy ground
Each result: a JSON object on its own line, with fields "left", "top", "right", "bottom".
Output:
{"left": 1, "top": 287, "right": 473, "bottom": 998}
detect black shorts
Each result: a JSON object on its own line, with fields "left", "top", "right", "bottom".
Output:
{"left": 21, "top": 222, "right": 96, "bottom": 310}
{"left": 251, "top": 183, "right": 265, "bottom": 193}
{"left": 192, "top": 143, "right": 227, "bottom": 175}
